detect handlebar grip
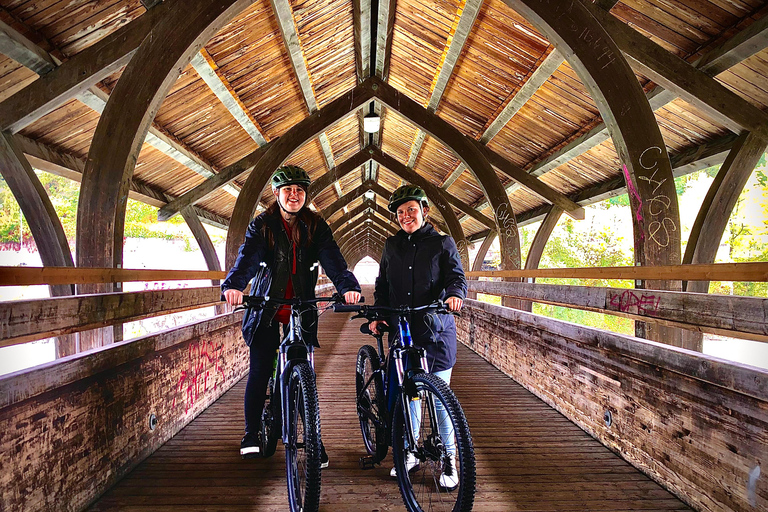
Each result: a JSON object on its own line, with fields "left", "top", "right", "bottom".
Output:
{"left": 333, "top": 303, "right": 362, "bottom": 313}
{"left": 360, "top": 323, "right": 372, "bottom": 335}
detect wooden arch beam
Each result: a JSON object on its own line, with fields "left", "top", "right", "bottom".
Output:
{"left": 339, "top": 229, "right": 390, "bottom": 258}
{"left": 179, "top": 207, "right": 222, "bottom": 286}
{"left": 369, "top": 148, "right": 470, "bottom": 267}
{"left": 371, "top": 79, "right": 521, "bottom": 273}
{"left": 504, "top": 1, "right": 681, "bottom": 271}
{"left": 520, "top": 205, "right": 564, "bottom": 311}
{"left": 683, "top": 132, "right": 768, "bottom": 293}
{"left": 226, "top": 82, "right": 377, "bottom": 267}
{"left": 0, "top": 132, "right": 74, "bottom": 297}
{"left": 77, "top": 0, "right": 254, "bottom": 278}
{"left": 505, "top": 0, "right": 682, "bottom": 339}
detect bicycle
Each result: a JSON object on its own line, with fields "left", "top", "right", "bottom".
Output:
{"left": 333, "top": 301, "right": 476, "bottom": 512}
{"left": 238, "top": 293, "right": 348, "bottom": 512}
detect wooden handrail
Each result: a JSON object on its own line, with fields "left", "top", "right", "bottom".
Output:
{"left": 469, "top": 280, "right": 768, "bottom": 343}
{"left": 0, "top": 287, "right": 222, "bottom": 348}
{"left": 0, "top": 267, "right": 227, "bottom": 286}
{"left": 466, "top": 261, "right": 768, "bottom": 282}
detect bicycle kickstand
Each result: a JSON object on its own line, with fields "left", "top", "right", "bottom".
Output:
{"left": 359, "top": 455, "right": 379, "bottom": 470}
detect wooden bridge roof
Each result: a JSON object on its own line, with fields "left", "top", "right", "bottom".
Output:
{"left": 1, "top": 0, "right": 767, "bottom": 252}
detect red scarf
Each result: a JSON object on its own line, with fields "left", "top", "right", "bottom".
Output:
{"left": 274, "top": 216, "right": 297, "bottom": 324}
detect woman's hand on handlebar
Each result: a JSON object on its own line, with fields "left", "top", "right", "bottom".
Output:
{"left": 224, "top": 289, "right": 244, "bottom": 306}
{"left": 369, "top": 319, "right": 388, "bottom": 335}
{"left": 445, "top": 296, "right": 463, "bottom": 312}
{"left": 344, "top": 291, "right": 362, "bottom": 304}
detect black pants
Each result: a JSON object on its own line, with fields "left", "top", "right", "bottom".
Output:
{"left": 244, "top": 320, "right": 282, "bottom": 434}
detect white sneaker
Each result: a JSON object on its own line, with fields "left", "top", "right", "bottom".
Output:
{"left": 390, "top": 452, "right": 420, "bottom": 477}
{"left": 439, "top": 455, "right": 459, "bottom": 490}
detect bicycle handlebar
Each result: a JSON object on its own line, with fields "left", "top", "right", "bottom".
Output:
{"left": 236, "top": 293, "right": 363, "bottom": 312}
{"left": 333, "top": 301, "right": 452, "bottom": 317}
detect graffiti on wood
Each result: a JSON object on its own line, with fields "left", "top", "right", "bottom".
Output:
{"left": 173, "top": 339, "right": 226, "bottom": 412}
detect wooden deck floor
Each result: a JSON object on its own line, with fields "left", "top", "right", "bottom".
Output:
{"left": 88, "top": 298, "right": 693, "bottom": 511}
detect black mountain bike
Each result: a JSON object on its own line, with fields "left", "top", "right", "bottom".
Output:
{"left": 239, "top": 293, "right": 346, "bottom": 512}
{"left": 333, "top": 301, "right": 476, "bottom": 512}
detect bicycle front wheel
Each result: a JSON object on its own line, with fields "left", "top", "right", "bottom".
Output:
{"left": 392, "top": 372, "right": 475, "bottom": 512}
{"left": 356, "top": 344, "right": 388, "bottom": 460}
{"left": 285, "top": 362, "right": 322, "bottom": 512}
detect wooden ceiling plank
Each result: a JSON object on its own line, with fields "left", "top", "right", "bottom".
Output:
{"left": 588, "top": 3, "right": 768, "bottom": 137}
{"left": 190, "top": 50, "right": 268, "bottom": 146}
{"left": 309, "top": 148, "right": 371, "bottom": 198}
{"left": 0, "top": 2, "right": 167, "bottom": 134}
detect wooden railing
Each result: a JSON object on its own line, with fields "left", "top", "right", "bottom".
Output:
{"left": 467, "top": 261, "right": 768, "bottom": 342}
{"left": 0, "top": 266, "right": 227, "bottom": 286}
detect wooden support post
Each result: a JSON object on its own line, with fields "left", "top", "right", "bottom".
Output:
{"left": 520, "top": 205, "right": 563, "bottom": 312}
{"left": 467, "top": 232, "right": 497, "bottom": 300}
{"left": 180, "top": 207, "right": 222, "bottom": 282}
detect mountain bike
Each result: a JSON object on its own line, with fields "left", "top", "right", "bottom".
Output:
{"left": 239, "top": 293, "right": 347, "bottom": 512}
{"left": 333, "top": 301, "right": 476, "bottom": 512}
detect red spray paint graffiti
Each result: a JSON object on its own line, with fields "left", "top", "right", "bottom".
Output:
{"left": 609, "top": 289, "right": 661, "bottom": 316}
{"left": 173, "top": 339, "right": 227, "bottom": 413}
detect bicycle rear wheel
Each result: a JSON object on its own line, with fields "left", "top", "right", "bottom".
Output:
{"left": 285, "top": 362, "right": 322, "bottom": 512}
{"left": 356, "top": 345, "right": 388, "bottom": 460}
{"left": 392, "top": 372, "right": 475, "bottom": 512}
{"left": 261, "top": 376, "right": 280, "bottom": 457}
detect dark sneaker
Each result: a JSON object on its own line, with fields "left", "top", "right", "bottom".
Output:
{"left": 320, "top": 443, "right": 329, "bottom": 469}
{"left": 240, "top": 432, "right": 262, "bottom": 458}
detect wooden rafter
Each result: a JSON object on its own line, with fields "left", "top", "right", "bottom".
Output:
{"left": 405, "top": 0, "right": 482, "bottom": 170}
{"left": 0, "top": 3, "right": 167, "bottom": 134}
{"left": 374, "top": 0, "right": 396, "bottom": 80}
{"left": 271, "top": 0, "right": 341, "bottom": 196}
{"left": 525, "top": 13, "right": 768, "bottom": 184}
{"left": 587, "top": 3, "right": 768, "bottom": 138}
{"left": 353, "top": 0, "right": 371, "bottom": 81}
{"left": 190, "top": 50, "right": 268, "bottom": 146}
{"left": 0, "top": 19, "right": 56, "bottom": 75}
{"left": 13, "top": 133, "right": 229, "bottom": 230}
{"left": 0, "top": 11, "right": 240, "bottom": 201}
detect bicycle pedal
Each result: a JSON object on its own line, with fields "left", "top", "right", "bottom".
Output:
{"left": 359, "top": 456, "right": 379, "bottom": 470}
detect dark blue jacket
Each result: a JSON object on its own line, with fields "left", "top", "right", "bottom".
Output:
{"left": 223, "top": 209, "right": 360, "bottom": 346}
{"left": 374, "top": 222, "right": 467, "bottom": 372}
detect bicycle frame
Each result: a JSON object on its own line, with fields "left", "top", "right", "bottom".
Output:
{"left": 277, "top": 306, "right": 315, "bottom": 444}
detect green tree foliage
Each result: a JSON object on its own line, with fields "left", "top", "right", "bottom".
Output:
{"left": 0, "top": 171, "right": 190, "bottom": 246}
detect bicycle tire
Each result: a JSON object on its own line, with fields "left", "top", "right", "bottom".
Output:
{"left": 392, "top": 372, "right": 475, "bottom": 512}
{"left": 285, "top": 362, "right": 323, "bottom": 512}
{"left": 356, "top": 345, "right": 388, "bottom": 460}
{"left": 261, "top": 377, "right": 280, "bottom": 457}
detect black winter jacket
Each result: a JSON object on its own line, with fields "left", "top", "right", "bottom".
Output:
{"left": 222, "top": 209, "right": 361, "bottom": 346}
{"left": 374, "top": 222, "right": 467, "bottom": 372}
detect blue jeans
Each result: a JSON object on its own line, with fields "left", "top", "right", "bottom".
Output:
{"left": 408, "top": 368, "right": 456, "bottom": 456}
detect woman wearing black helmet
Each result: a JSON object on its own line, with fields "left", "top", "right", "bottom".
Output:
{"left": 222, "top": 165, "right": 361, "bottom": 462}
{"left": 369, "top": 184, "right": 467, "bottom": 488}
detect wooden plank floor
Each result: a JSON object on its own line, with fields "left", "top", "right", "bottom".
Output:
{"left": 88, "top": 291, "right": 693, "bottom": 511}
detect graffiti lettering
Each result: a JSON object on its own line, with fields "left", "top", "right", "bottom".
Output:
{"left": 622, "top": 165, "right": 644, "bottom": 231}
{"left": 609, "top": 290, "right": 661, "bottom": 315}
{"left": 648, "top": 217, "right": 677, "bottom": 248}
{"left": 172, "top": 340, "right": 226, "bottom": 413}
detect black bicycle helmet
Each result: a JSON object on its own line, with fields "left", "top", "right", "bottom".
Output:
{"left": 271, "top": 165, "right": 311, "bottom": 191}
{"left": 388, "top": 184, "right": 428, "bottom": 212}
